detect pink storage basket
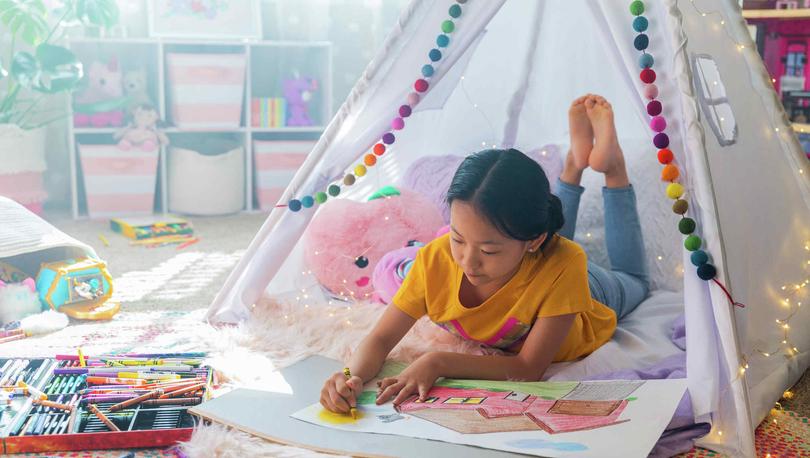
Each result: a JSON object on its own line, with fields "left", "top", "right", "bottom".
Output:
{"left": 166, "top": 53, "right": 246, "bottom": 129}
{"left": 78, "top": 144, "right": 159, "bottom": 218}
{"left": 253, "top": 140, "right": 315, "bottom": 210}
{"left": 0, "top": 172, "right": 47, "bottom": 215}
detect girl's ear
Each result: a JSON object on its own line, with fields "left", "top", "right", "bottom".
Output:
{"left": 527, "top": 233, "right": 547, "bottom": 253}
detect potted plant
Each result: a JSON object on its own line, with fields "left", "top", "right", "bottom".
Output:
{"left": 0, "top": 0, "right": 119, "bottom": 212}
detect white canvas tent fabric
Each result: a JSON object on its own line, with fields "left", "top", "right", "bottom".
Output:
{"left": 207, "top": 0, "right": 810, "bottom": 455}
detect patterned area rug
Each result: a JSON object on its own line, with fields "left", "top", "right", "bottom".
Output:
{"left": 678, "top": 409, "right": 810, "bottom": 458}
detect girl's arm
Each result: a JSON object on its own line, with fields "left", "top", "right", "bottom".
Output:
{"left": 320, "top": 304, "right": 416, "bottom": 413}
{"left": 377, "top": 313, "right": 576, "bottom": 405}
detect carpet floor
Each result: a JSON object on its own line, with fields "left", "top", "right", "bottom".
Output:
{"left": 7, "top": 212, "right": 809, "bottom": 457}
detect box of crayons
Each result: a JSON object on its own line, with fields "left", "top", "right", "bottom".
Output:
{"left": 110, "top": 216, "right": 194, "bottom": 240}
{"left": 0, "top": 352, "right": 212, "bottom": 454}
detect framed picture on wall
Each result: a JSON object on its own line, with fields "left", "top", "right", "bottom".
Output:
{"left": 147, "top": 0, "right": 262, "bottom": 40}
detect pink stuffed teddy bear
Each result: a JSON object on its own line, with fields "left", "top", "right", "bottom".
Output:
{"left": 303, "top": 186, "right": 443, "bottom": 301}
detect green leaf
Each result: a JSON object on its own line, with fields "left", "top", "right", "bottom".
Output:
{"left": 0, "top": 0, "right": 49, "bottom": 45}
{"left": 74, "top": 0, "right": 119, "bottom": 28}
{"left": 34, "top": 43, "right": 82, "bottom": 93}
{"left": 10, "top": 51, "right": 39, "bottom": 88}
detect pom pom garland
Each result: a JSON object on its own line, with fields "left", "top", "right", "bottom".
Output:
{"left": 697, "top": 263, "right": 717, "bottom": 280}
{"left": 315, "top": 192, "right": 328, "bottom": 204}
{"left": 437, "top": 34, "right": 450, "bottom": 48}
{"left": 301, "top": 195, "right": 315, "bottom": 208}
{"left": 650, "top": 116, "right": 667, "bottom": 132}
{"left": 328, "top": 185, "right": 341, "bottom": 197}
{"left": 639, "top": 53, "right": 654, "bottom": 69}
{"left": 429, "top": 49, "right": 442, "bottom": 62}
{"left": 634, "top": 34, "right": 649, "bottom": 51}
{"left": 354, "top": 165, "right": 367, "bottom": 177}
{"left": 399, "top": 105, "right": 412, "bottom": 118}
{"left": 449, "top": 4, "right": 462, "bottom": 18}
{"left": 666, "top": 182, "right": 684, "bottom": 199}
{"left": 633, "top": 16, "right": 649, "bottom": 32}
{"left": 374, "top": 143, "right": 386, "bottom": 156}
{"left": 673, "top": 199, "right": 689, "bottom": 214}
{"left": 684, "top": 235, "right": 702, "bottom": 251}
{"left": 691, "top": 250, "right": 709, "bottom": 266}
{"left": 382, "top": 132, "right": 396, "bottom": 144}
{"left": 640, "top": 68, "right": 656, "bottom": 83}
{"left": 288, "top": 199, "right": 302, "bottom": 212}
{"left": 414, "top": 79, "right": 429, "bottom": 92}
{"left": 407, "top": 92, "right": 420, "bottom": 106}
{"left": 661, "top": 164, "right": 679, "bottom": 181}
{"left": 644, "top": 83, "right": 659, "bottom": 100}
{"left": 392, "top": 117, "right": 405, "bottom": 130}
{"left": 678, "top": 217, "right": 696, "bottom": 235}
{"left": 630, "top": 0, "right": 645, "bottom": 15}
{"left": 422, "top": 64, "right": 435, "bottom": 77}
{"left": 658, "top": 148, "right": 674, "bottom": 164}
{"left": 647, "top": 100, "right": 662, "bottom": 116}
{"left": 364, "top": 154, "right": 377, "bottom": 166}
{"left": 653, "top": 133, "right": 669, "bottom": 149}
{"left": 442, "top": 20, "right": 455, "bottom": 33}
{"left": 344, "top": 174, "right": 356, "bottom": 186}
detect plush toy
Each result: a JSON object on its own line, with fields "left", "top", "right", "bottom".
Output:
{"left": 283, "top": 76, "right": 318, "bottom": 126}
{"left": 400, "top": 146, "right": 564, "bottom": 223}
{"left": 122, "top": 69, "right": 153, "bottom": 118}
{"left": 303, "top": 186, "right": 444, "bottom": 301}
{"left": 73, "top": 58, "right": 127, "bottom": 128}
{"left": 114, "top": 104, "right": 169, "bottom": 151}
{"left": 0, "top": 278, "right": 42, "bottom": 326}
{"left": 372, "top": 225, "right": 450, "bottom": 304}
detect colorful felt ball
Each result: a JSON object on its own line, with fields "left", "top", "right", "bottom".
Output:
{"left": 634, "top": 34, "right": 649, "bottom": 51}
{"left": 630, "top": 0, "right": 645, "bottom": 15}
{"left": 658, "top": 148, "right": 674, "bottom": 164}
{"left": 678, "top": 217, "right": 696, "bottom": 235}
{"left": 691, "top": 250, "right": 709, "bottom": 266}
{"left": 374, "top": 143, "right": 386, "bottom": 156}
{"left": 673, "top": 199, "right": 689, "bottom": 215}
{"left": 666, "top": 182, "right": 684, "bottom": 199}
{"left": 354, "top": 165, "right": 367, "bottom": 177}
{"left": 633, "top": 16, "right": 649, "bottom": 32}
{"left": 697, "top": 263, "right": 717, "bottom": 280}
{"left": 422, "top": 64, "right": 435, "bottom": 77}
{"left": 457, "top": 0, "right": 467, "bottom": 3}
{"left": 315, "top": 192, "right": 328, "bottom": 204}
{"left": 661, "top": 164, "right": 680, "bottom": 182}
{"left": 364, "top": 154, "right": 377, "bottom": 166}
{"left": 449, "top": 4, "right": 462, "bottom": 18}
{"left": 328, "top": 184, "right": 341, "bottom": 197}
{"left": 442, "top": 20, "right": 455, "bottom": 33}
{"left": 392, "top": 117, "right": 405, "bottom": 130}
{"left": 301, "top": 195, "right": 315, "bottom": 208}
{"left": 639, "top": 53, "right": 654, "bottom": 69}
{"left": 647, "top": 100, "right": 662, "bottom": 116}
{"left": 288, "top": 199, "right": 302, "bottom": 212}
{"left": 344, "top": 174, "right": 356, "bottom": 186}
{"left": 653, "top": 132, "right": 669, "bottom": 148}
{"left": 407, "top": 92, "right": 420, "bottom": 106}
{"left": 644, "top": 83, "right": 659, "bottom": 100}
{"left": 382, "top": 132, "right": 396, "bottom": 144}
{"left": 429, "top": 49, "right": 442, "bottom": 62}
{"left": 650, "top": 116, "right": 667, "bottom": 132}
{"left": 640, "top": 68, "right": 656, "bottom": 84}
{"left": 399, "top": 105, "right": 412, "bottom": 118}
{"left": 684, "top": 235, "right": 702, "bottom": 251}
{"left": 437, "top": 34, "right": 450, "bottom": 48}
{"left": 414, "top": 79, "right": 429, "bottom": 92}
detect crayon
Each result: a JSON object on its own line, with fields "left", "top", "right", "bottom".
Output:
{"left": 77, "top": 348, "right": 86, "bottom": 367}
{"left": 33, "top": 398, "right": 75, "bottom": 412}
{"left": 0, "top": 333, "right": 26, "bottom": 344}
{"left": 109, "top": 388, "right": 164, "bottom": 412}
{"left": 18, "top": 382, "right": 47, "bottom": 400}
{"left": 98, "top": 234, "right": 110, "bottom": 247}
{"left": 342, "top": 367, "right": 358, "bottom": 419}
{"left": 86, "top": 377, "right": 146, "bottom": 386}
{"left": 159, "top": 382, "right": 206, "bottom": 399}
{"left": 141, "top": 397, "right": 202, "bottom": 407}
{"left": 46, "top": 376, "right": 63, "bottom": 395}
{"left": 87, "top": 404, "right": 120, "bottom": 432}
{"left": 0, "top": 329, "right": 24, "bottom": 338}
{"left": 117, "top": 372, "right": 180, "bottom": 380}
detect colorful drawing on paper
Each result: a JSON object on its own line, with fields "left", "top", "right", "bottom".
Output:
{"left": 291, "top": 362, "right": 686, "bottom": 458}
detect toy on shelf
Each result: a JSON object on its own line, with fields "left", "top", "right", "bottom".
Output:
{"left": 283, "top": 75, "right": 318, "bottom": 127}
{"left": 73, "top": 58, "right": 128, "bottom": 128}
{"left": 113, "top": 104, "right": 169, "bottom": 151}
{"left": 251, "top": 97, "right": 286, "bottom": 128}
{"left": 122, "top": 70, "right": 153, "bottom": 119}
{"left": 36, "top": 258, "right": 120, "bottom": 320}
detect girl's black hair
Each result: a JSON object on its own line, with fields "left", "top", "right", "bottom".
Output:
{"left": 446, "top": 148, "right": 564, "bottom": 249}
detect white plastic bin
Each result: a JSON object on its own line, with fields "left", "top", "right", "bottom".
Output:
{"left": 168, "top": 146, "right": 245, "bottom": 215}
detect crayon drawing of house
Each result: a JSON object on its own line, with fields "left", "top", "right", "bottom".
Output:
{"left": 395, "top": 386, "right": 632, "bottom": 435}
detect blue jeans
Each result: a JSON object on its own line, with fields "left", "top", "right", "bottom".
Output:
{"left": 556, "top": 179, "right": 649, "bottom": 320}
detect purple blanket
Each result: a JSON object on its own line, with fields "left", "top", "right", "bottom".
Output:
{"left": 587, "top": 314, "right": 710, "bottom": 457}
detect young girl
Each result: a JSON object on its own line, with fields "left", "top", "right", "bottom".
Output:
{"left": 320, "top": 94, "right": 650, "bottom": 414}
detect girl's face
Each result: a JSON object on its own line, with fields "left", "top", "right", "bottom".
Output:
{"left": 449, "top": 201, "right": 544, "bottom": 289}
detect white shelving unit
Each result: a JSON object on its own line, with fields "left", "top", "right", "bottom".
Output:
{"left": 66, "top": 37, "right": 332, "bottom": 218}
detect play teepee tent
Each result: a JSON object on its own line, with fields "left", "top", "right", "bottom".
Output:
{"left": 207, "top": 0, "right": 810, "bottom": 455}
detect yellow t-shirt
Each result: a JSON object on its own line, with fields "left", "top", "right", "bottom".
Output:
{"left": 392, "top": 234, "right": 617, "bottom": 362}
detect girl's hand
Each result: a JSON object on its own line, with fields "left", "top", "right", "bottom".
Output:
{"left": 376, "top": 353, "right": 439, "bottom": 406}
{"left": 320, "top": 371, "right": 363, "bottom": 414}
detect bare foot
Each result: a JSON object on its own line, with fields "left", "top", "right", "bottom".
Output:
{"left": 586, "top": 96, "right": 629, "bottom": 188}
{"left": 568, "top": 95, "right": 594, "bottom": 170}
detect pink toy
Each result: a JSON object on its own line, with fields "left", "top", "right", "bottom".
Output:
{"left": 283, "top": 76, "right": 318, "bottom": 126}
{"left": 114, "top": 104, "right": 169, "bottom": 151}
{"left": 373, "top": 225, "right": 449, "bottom": 304}
{"left": 73, "top": 58, "right": 125, "bottom": 128}
{"left": 303, "top": 188, "right": 443, "bottom": 301}
{"left": 0, "top": 278, "right": 41, "bottom": 326}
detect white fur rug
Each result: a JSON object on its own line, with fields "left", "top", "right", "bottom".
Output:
{"left": 178, "top": 298, "right": 486, "bottom": 458}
